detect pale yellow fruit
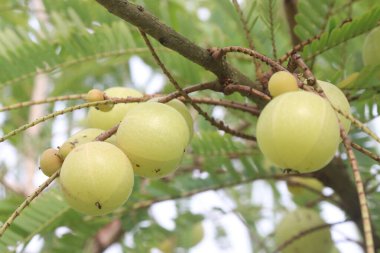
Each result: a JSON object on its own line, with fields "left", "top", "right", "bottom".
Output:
{"left": 86, "top": 87, "right": 143, "bottom": 130}
{"left": 256, "top": 91, "right": 340, "bottom": 173}
{"left": 58, "top": 128, "right": 104, "bottom": 159}
{"left": 116, "top": 102, "right": 189, "bottom": 178}
{"left": 39, "top": 148, "right": 62, "bottom": 177}
{"left": 158, "top": 236, "right": 176, "bottom": 253}
{"left": 318, "top": 80, "right": 351, "bottom": 133}
{"left": 268, "top": 71, "right": 299, "bottom": 97}
{"left": 177, "top": 222, "right": 204, "bottom": 249}
{"left": 274, "top": 208, "right": 333, "bottom": 253}
{"left": 167, "top": 99, "right": 194, "bottom": 143}
{"left": 85, "top": 89, "right": 113, "bottom": 112}
{"left": 287, "top": 176, "right": 324, "bottom": 196}
{"left": 60, "top": 142, "right": 134, "bottom": 216}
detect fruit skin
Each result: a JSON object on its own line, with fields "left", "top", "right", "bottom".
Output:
{"left": 268, "top": 71, "right": 299, "bottom": 97}
{"left": 86, "top": 87, "right": 143, "bottom": 130}
{"left": 60, "top": 142, "right": 134, "bottom": 216}
{"left": 274, "top": 208, "right": 333, "bottom": 253}
{"left": 166, "top": 99, "right": 194, "bottom": 144}
{"left": 256, "top": 91, "right": 340, "bottom": 173}
{"left": 318, "top": 80, "right": 351, "bottom": 133}
{"left": 148, "top": 98, "right": 194, "bottom": 144}
{"left": 58, "top": 128, "right": 104, "bottom": 159}
{"left": 362, "top": 27, "right": 380, "bottom": 66}
{"left": 85, "top": 88, "right": 113, "bottom": 112}
{"left": 39, "top": 148, "right": 62, "bottom": 177}
{"left": 116, "top": 102, "right": 189, "bottom": 178}
{"left": 177, "top": 222, "right": 204, "bottom": 249}
{"left": 287, "top": 176, "right": 324, "bottom": 196}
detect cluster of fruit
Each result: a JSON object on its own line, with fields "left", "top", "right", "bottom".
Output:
{"left": 257, "top": 71, "right": 351, "bottom": 173}
{"left": 39, "top": 87, "right": 194, "bottom": 215}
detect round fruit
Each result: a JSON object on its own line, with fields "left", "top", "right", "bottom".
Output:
{"left": 362, "top": 27, "right": 380, "bottom": 66}
{"left": 86, "top": 89, "right": 104, "bottom": 102}
{"left": 268, "top": 71, "right": 299, "bottom": 97}
{"left": 116, "top": 102, "right": 189, "bottom": 178}
{"left": 318, "top": 80, "right": 351, "bottom": 133}
{"left": 60, "top": 142, "right": 134, "bottom": 216}
{"left": 58, "top": 128, "right": 104, "bottom": 159}
{"left": 85, "top": 88, "right": 113, "bottom": 112}
{"left": 274, "top": 208, "right": 333, "bottom": 253}
{"left": 86, "top": 87, "right": 143, "bottom": 130}
{"left": 158, "top": 236, "right": 176, "bottom": 253}
{"left": 166, "top": 99, "right": 194, "bottom": 143}
{"left": 39, "top": 148, "right": 62, "bottom": 177}
{"left": 177, "top": 222, "right": 204, "bottom": 249}
{"left": 256, "top": 91, "right": 340, "bottom": 173}
{"left": 287, "top": 176, "right": 324, "bottom": 196}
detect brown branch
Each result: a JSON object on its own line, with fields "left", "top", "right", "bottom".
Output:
{"left": 139, "top": 30, "right": 257, "bottom": 142}
{"left": 95, "top": 0, "right": 260, "bottom": 90}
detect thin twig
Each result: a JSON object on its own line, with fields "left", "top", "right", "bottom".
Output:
{"left": 351, "top": 143, "right": 380, "bottom": 163}
{"left": 0, "top": 94, "right": 85, "bottom": 112}
{"left": 273, "top": 219, "right": 349, "bottom": 253}
{"left": 139, "top": 30, "right": 257, "bottom": 142}
{"left": 0, "top": 170, "right": 60, "bottom": 237}
{"left": 340, "top": 124, "right": 375, "bottom": 253}
{"left": 216, "top": 46, "right": 286, "bottom": 72}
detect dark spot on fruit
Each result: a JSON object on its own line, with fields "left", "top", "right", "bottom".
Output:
{"left": 83, "top": 135, "right": 87, "bottom": 138}
{"left": 95, "top": 201, "right": 102, "bottom": 209}
{"left": 154, "top": 168, "right": 161, "bottom": 173}
{"left": 183, "top": 149, "right": 185, "bottom": 153}
{"left": 136, "top": 164, "right": 140, "bottom": 167}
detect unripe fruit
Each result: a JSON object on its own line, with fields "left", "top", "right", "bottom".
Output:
{"left": 287, "top": 176, "right": 324, "bottom": 196}
{"left": 60, "top": 142, "right": 134, "bottom": 216}
{"left": 158, "top": 236, "right": 176, "bottom": 253}
{"left": 86, "top": 89, "right": 104, "bottom": 102}
{"left": 58, "top": 128, "right": 104, "bottom": 159}
{"left": 256, "top": 91, "right": 340, "bottom": 173}
{"left": 39, "top": 148, "right": 62, "bottom": 177}
{"left": 177, "top": 222, "right": 204, "bottom": 249}
{"left": 166, "top": 99, "right": 194, "bottom": 143}
{"left": 268, "top": 71, "right": 299, "bottom": 97}
{"left": 274, "top": 208, "right": 333, "bottom": 253}
{"left": 362, "top": 27, "right": 380, "bottom": 66}
{"left": 85, "top": 89, "right": 113, "bottom": 112}
{"left": 318, "top": 80, "right": 351, "bottom": 133}
{"left": 86, "top": 87, "right": 143, "bottom": 130}
{"left": 116, "top": 102, "right": 189, "bottom": 178}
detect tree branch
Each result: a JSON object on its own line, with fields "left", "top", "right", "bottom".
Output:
{"left": 94, "top": 0, "right": 261, "bottom": 90}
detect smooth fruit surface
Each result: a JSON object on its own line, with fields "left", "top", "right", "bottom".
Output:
{"left": 177, "top": 222, "right": 204, "bottom": 249}
{"left": 268, "top": 71, "right": 299, "bottom": 97}
{"left": 167, "top": 99, "right": 194, "bottom": 143}
{"left": 318, "top": 80, "right": 351, "bottom": 133}
{"left": 362, "top": 27, "right": 380, "bottom": 66}
{"left": 86, "top": 87, "right": 143, "bottom": 130}
{"left": 39, "top": 148, "right": 62, "bottom": 176}
{"left": 116, "top": 102, "right": 189, "bottom": 178}
{"left": 60, "top": 142, "right": 134, "bottom": 216}
{"left": 256, "top": 91, "right": 340, "bottom": 173}
{"left": 274, "top": 208, "right": 333, "bottom": 253}
{"left": 287, "top": 176, "right": 324, "bottom": 196}
{"left": 58, "top": 128, "right": 104, "bottom": 159}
